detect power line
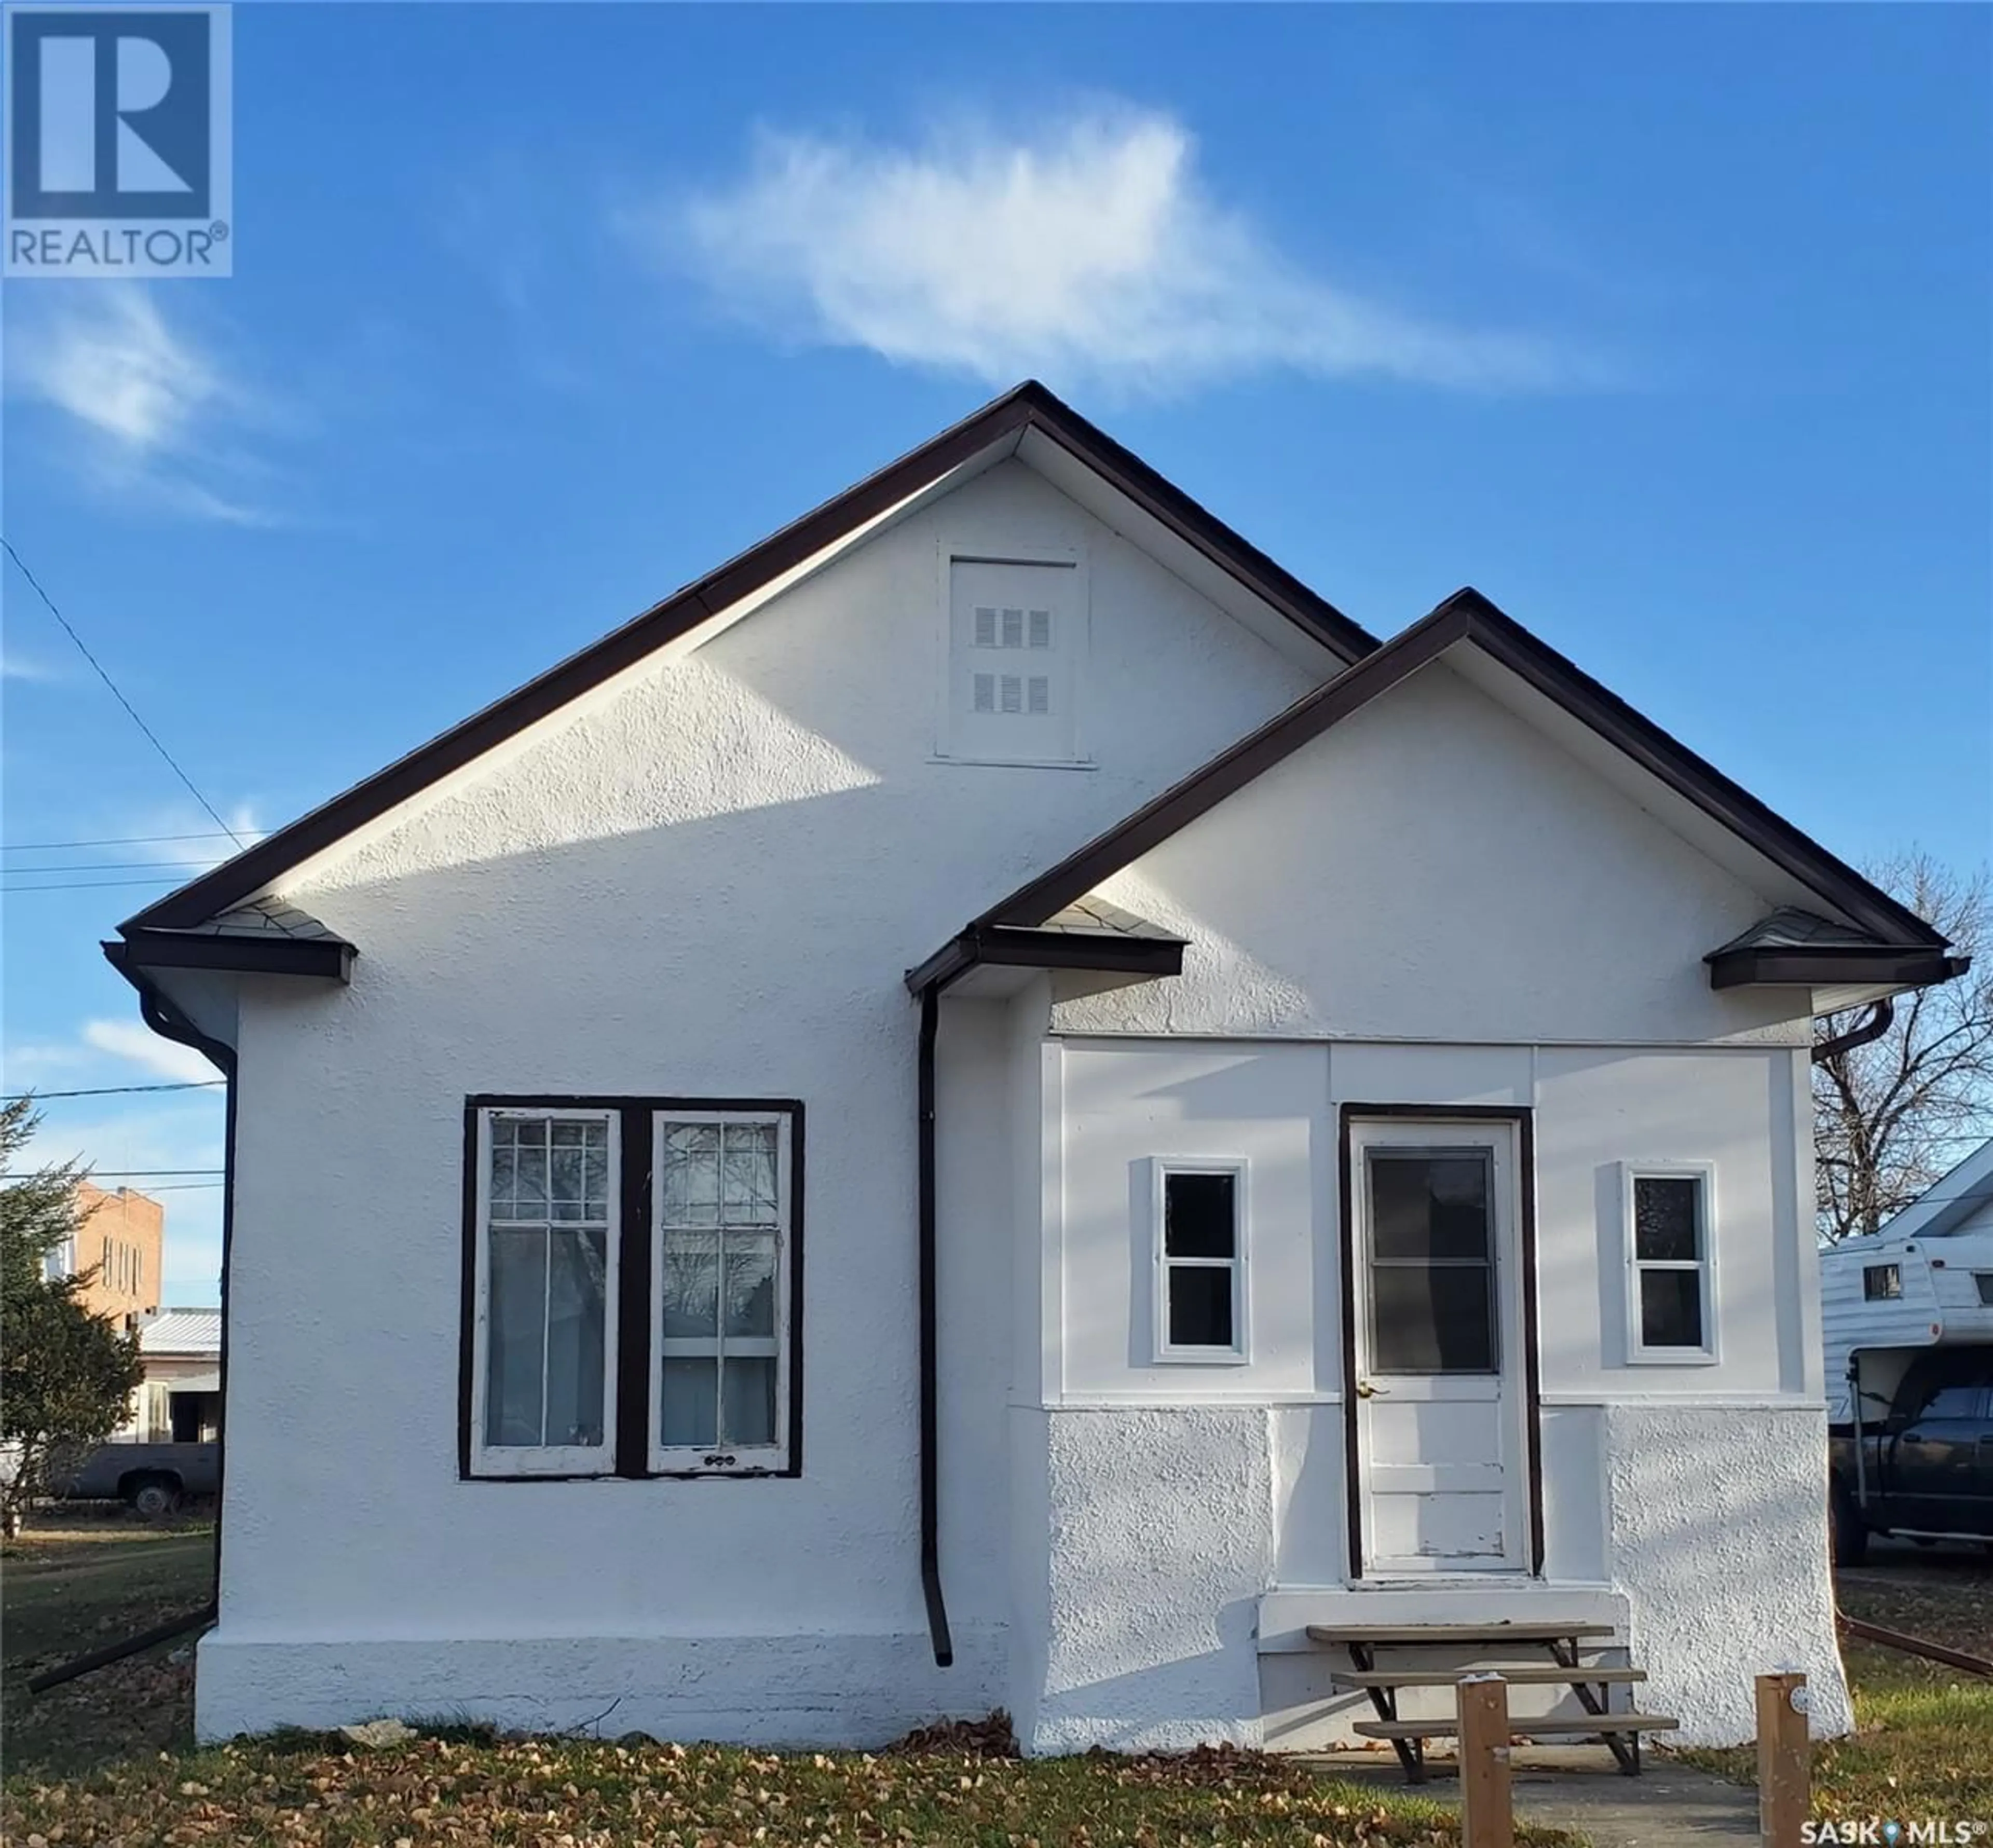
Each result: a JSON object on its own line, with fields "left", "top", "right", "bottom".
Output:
{"left": 3, "top": 831, "right": 238, "bottom": 853}
{"left": 3, "top": 1168, "right": 224, "bottom": 1178}
{"left": 0, "top": 859, "right": 220, "bottom": 875}
{"left": 3, "top": 1082, "right": 224, "bottom": 1100}
{"left": 2, "top": 538, "right": 245, "bottom": 850}
{"left": 2, "top": 875, "right": 190, "bottom": 892}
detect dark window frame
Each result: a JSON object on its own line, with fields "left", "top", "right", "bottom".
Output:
{"left": 458, "top": 1093, "right": 804, "bottom": 1483}
{"left": 1863, "top": 1263, "right": 1904, "bottom": 1303}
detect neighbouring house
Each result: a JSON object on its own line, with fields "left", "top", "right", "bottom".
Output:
{"left": 103, "top": 382, "right": 1969, "bottom": 1756}
{"left": 125, "top": 1307, "right": 225, "bottom": 1443}
{"left": 47, "top": 1182, "right": 162, "bottom": 1332}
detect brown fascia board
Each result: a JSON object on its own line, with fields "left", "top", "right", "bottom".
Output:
{"left": 979, "top": 587, "right": 1952, "bottom": 955}
{"left": 105, "top": 931, "right": 354, "bottom": 983}
{"left": 1706, "top": 945, "right": 1970, "bottom": 992}
{"left": 905, "top": 924, "right": 1187, "bottom": 996}
{"left": 121, "top": 383, "right": 1378, "bottom": 937}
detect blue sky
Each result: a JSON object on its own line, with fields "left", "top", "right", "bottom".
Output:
{"left": 4, "top": 4, "right": 1989, "bottom": 1304}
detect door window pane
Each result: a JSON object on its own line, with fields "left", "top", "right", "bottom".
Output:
{"left": 1371, "top": 1262, "right": 1496, "bottom": 1374}
{"left": 1364, "top": 1149, "right": 1498, "bottom": 1374}
{"left": 1639, "top": 1267, "right": 1704, "bottom": 1351}
{"left": 1370, "top": 1152, "right": 1493, "bottom": 1261}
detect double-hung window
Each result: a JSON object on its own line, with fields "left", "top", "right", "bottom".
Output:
{"left": 1621, "top": 1165, "right": 1717, "bottom": 1364}
{"left": 1153, "top": 1159, "right": 1249, "bottom": 1362}
{"left": 465, "top": 1097, "right": 800, "bottom": 1480}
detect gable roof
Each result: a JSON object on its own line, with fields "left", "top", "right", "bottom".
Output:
{"left": 1875, "top": 1138, "right": 1993, "bottom": 1244}
{"left": 950, "top": 586, "right": 1951, "bottom": 960}
{"left": 120, "top": 381, "right": 1377, "bottom": 938}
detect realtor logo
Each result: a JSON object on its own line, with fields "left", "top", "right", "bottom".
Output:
{"left": 6, "top": 4, "right": 232, "bottom": 276}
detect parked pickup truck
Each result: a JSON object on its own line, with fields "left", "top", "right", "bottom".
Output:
{"left": 56, "top": 1442, "right": 219, "bottom": 1518}
{"left": 1829, "top": 1349, "right": 1993, "bottom": 1564}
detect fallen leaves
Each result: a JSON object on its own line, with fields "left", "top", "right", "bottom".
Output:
{"left": 2, "top": 1727, "right": 1518, "bottom": 1848}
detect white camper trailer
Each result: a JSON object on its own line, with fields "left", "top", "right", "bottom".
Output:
{"left": 1822, "top": 1141, "right": 1993, "bottom": 1424}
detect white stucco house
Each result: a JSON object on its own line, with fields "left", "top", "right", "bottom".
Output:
{"left": 107, "top": 383, "right": 1969, "bottom": 1760}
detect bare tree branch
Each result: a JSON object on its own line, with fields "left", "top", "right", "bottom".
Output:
{"left": 1814, "top": 851, "right": 1993, "bottom": 1240}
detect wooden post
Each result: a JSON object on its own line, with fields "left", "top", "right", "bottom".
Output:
{"left": 1457, "top": 1673, "right": 1513, "bottom": 1848}
{"left": 1756, "top": 1672, "right": 1810, "bottom": 1848}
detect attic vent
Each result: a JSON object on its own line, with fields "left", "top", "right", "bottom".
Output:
{"left": 943, "top": 556, "right": 1086, "bottom": 766}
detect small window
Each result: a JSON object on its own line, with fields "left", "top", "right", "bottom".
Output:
{"left": 1864, "top": 1263, "right": 1904, "bottom": 1302}
{"left": 1975, "top": 1273, "right": 1993, "bottom": 1307}
{"left": 1153, "top": 1161, "right": 1248, "bottom": 1362}
{"left": 466, "top": 1097, "right": 801, "bottom": 1480}
{"left": 942, "top": 557, "right": 1084, "bottom": 765}
{"left": 1622, "top": 1168, "right": 1717, "bottom": 1362}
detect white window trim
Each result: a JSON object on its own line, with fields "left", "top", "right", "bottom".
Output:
{"left": 469, "top": 1106, "right": 622, "bottom": 1477}
{"left": 649, "top": 1108, "right": 794, "bottom": 1475}
{"left": 933, "top": 541, "right": 1093, "bottom": 769}
{"left": 1620, "top": 1161, "right": 1720, "bottom": 1366}
{"left": 1152, "top": 1157, "right": 1251, "bottom": 1365}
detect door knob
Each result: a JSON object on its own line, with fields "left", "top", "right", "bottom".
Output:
{"left": 1355, "top": 1381, "right": 1384, "bottom": 1399}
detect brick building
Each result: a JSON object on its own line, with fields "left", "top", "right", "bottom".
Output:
{"left": 49, "top": 1183, "right": 165, "bottom": 1332}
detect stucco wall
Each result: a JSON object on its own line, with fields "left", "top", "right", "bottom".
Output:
{"left": 200, "top": 460, "right": 1319, "bottom": 1741}
{"left": 1052, "top": 659, "right": 1805, "bottom": 1048}
{"left": 1606, "top": 1403, "right": 1852, "bottom": 1743}
{"left": 1020, "top": 1405, "right": 1275, "bottom": 1755}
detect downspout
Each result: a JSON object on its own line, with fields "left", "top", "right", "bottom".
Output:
{"left": 120, "top": 956, "right": 236, "bottom": 1619}
{"left": 916, "top": 985, "right": 954, "bottom": 1667}
{"left": 1812, "top": 998, "right": 1893, "bottom": 1065}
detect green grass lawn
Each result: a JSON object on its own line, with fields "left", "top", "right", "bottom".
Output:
{"left": 0, "top": 1521, "right": 1534, "bottom": 1847}
{"left": 1676, "top": 1551, "right": 1993, "bottom": 1824}
{"left": 2, "top": 1515, "right": 214, "bottom": 1779}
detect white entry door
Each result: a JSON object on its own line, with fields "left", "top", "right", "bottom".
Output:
{"left": 1346, "top": 1115, "right": 1532, "bottom": 1577}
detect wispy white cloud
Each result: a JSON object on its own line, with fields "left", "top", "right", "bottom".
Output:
{"left": 8, "top": 286, "right": 291, "bottom": 522}
{"left": 80, "top": 1019, "right": 219, "bottom": 1085}
{"left": 1, "top": 650, "right": 64, "bottom": 683}
{"left": 634, "top": 105, "right": 1594, "bottom": 396}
